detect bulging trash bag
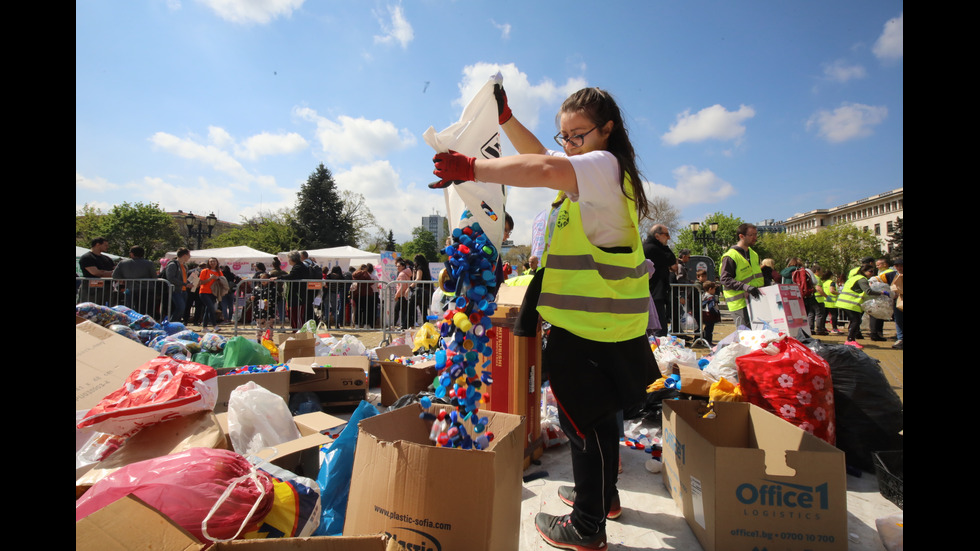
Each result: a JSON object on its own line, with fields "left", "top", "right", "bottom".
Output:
{"left": 862, "top": 280, "right": 894, "bottom": 320}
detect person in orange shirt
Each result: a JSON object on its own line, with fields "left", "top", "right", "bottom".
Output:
{"left": 198, "top": 257, "right": 222, "bottom": 332}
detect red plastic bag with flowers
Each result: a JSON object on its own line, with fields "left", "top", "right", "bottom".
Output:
{"left": 735, "top": 337, "right": 835, "bottom": 444}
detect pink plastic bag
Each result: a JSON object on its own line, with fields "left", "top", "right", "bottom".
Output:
{"left": 77, "top": 356, "right": 218, "bottom": 437}
{"left": 75, "top": 447, "right": 274, "bottom": 544}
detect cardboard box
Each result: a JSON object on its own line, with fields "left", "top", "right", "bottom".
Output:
{"left": 748, "top": 284, "right": 811, "bottom": 337}
{"left": 375, "top": 344, "right": 436, "bottom": 406}
{"left": 214, "top": 367, "right": 290, "bottom": 414}
{"left": 288, "top": 355, "right": 370, "bottom": 408}
{"left": 76, "top": 320, "right": 160, "bottom": 411}
{"left": 216, "top": 410, "right": 346, "bottom": 477}
{"left": 477, "top": 285, "right": 543, "bottom": 469}
{"left": 76, "top": 494, "right": 398, "bottom": 551}
{"left": 662, "top": 400, "right": 847, "bottom": 551}
{"left": 343, "top": 404, "right": 525, "bottom": 551}
{"left": 278, "top": 332, "right": 318, "bottom": 363}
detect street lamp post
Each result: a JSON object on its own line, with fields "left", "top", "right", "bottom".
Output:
{"left": 186, "top": 212, "right": 217, "bottom": 249}
{"left": 690, "top": 221, "right": 719, "bottom": 256}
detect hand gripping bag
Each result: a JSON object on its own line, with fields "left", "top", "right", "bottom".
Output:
{"left": 75, "top": 447, "right": 275, "bottom": 544}
{"left": 736, "top": 336, "right": 836, "bottom": 444}
{"left": 77, "top": 356, "right": 218, "bottom": 437}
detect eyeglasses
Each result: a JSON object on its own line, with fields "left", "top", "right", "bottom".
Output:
{"left": 554, "top": 126, "right": 597, "bottom": 148}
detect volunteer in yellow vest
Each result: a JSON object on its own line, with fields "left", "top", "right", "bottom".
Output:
{"left": 813, "top": 267, "right": 839, "bottom": 335}
{"left": 431, "top": 83, "right": 657, "bottom": 551}
{"left": 718, "top": 223, "right": 764, "bottom": 329}
{"left": 868, "top": 257, "right": 897, "bottom": 342}
{"left": 837, "top": 262, "right": 888, "bottom": 349}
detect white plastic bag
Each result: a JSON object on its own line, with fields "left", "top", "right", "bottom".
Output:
{"left": 327, "top": 334, "right": 367, "bottom": 356}
{"left": 227, "top": 381, "right": 302, "bottom": 456}
{"left": 862, "top": 280, "right": 894, "bottom": 320}
{"left": 702, "top": 341, "right": 754, "bottom": 384}
{"left": 653, "top": 340, "right": 699, "bottom": 377}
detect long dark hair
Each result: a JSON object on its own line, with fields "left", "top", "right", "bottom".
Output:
{"left": 413, "top": 254, "right": 432, "bottom": 280}
{"left": 558, "top": 87, "right": 649, "bottom": 220}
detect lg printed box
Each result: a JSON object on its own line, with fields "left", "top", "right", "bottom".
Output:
{"left": 662, "top": 400, "right": 846, "bottom": 551}
{"left": 344, "top": 404, "right": 525, "bottom": 551}
{"left": 288, "top": 355, "right": 370, "bottom": 408}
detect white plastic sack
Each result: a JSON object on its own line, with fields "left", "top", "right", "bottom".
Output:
{"left": 227, "top": 381, "right": 302, "bottom": 456}
{"left": 862, "top": 280, "right": 894, "bottom": 320}
{"left": 326, "top": 334, "right": 367, "bottom": 357}
{"left": 653, "top": 341, "right": 699, "bottom": 378}
{"left": 702, "top": 341, "right": 754, "bottom": 384}
{"left": 422, "top": 72, "right": 507, "bottom": 250}
{"left": 736, "top": 329, "right": 785, "bottom": 351}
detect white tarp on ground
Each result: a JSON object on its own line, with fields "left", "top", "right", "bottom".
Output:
{"left": 164, "top": 246, "right": 278, "bottom": 276}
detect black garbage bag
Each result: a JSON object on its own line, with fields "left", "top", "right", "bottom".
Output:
{"left": 805, "top": 339, "right": 903, "bottom": 472}
{"left": 624, "top": 387, "right": 682, "bottom": 422}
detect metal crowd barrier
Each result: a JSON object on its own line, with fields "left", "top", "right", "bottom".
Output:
{"left": 229, "top": 277, "right": 441, "bottom": 341}
{"left": 75, "top": 277, "right": 174, "bottom": 323}
{"left": 666, "top": 283, "right": 711, "bottom": 347}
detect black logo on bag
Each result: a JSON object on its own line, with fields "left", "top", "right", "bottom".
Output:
{"left": 481, "top": 133, "right": 501, "bottom": 159}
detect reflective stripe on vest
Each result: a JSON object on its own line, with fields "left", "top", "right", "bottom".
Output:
{"left": 537, "top": 178, "right": 649, "bottom": 342}
{"left": 837, "top": 275, "right": 867, "bottom": 312}
{"left": 719, "top": 247, "right": 763, "bottom": 312}
{"left": 814, "top": 277, "right": 827, "bottom": 303}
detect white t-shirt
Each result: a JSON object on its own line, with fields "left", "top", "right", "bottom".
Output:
{"left": 548, "top": 149, "right": 637, "bottom": 249}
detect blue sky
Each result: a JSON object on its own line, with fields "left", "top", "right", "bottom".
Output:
{"left": 76, "top": 1, "right": 903, "bottom": 248}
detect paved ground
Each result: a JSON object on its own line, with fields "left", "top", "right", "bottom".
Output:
{"left": 203, "top": 315, "right": 903, "bottom": 550}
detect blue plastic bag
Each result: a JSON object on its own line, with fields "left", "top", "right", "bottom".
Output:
{"left": 314, "top": 400, "right": 379, "bottom": 536}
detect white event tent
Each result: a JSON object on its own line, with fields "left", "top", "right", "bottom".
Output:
{"left": 163, "top": 246, "right": 278, "bottom": 276}
{"left": 283, "top": 245, "right": 381, "bottom": 272}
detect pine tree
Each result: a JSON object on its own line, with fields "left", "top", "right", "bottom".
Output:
{"left": 294, "top": 163, "right": 353, "bottom": 248}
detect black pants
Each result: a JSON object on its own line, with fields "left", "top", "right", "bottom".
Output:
{"left": 845, "top": 309, "right": 863, "bottom": 341}
{"left": 544, "top": 326, "right": 656, "bottom": 536}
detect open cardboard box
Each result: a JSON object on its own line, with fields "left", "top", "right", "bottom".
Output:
{"left": 214, "top": 409, "right": 346, "bottom": 477}
{"left": 76, "top": 319, "right": 161, "bottom": 412}
{"left": 375, "top": 344, "right": 436, "bottom": 406}
{"left": 277, "top": 332, "right": 318, "bottom": 363}
{"left": 343, "top": 404, "right": 525, "bottom": 551}
{"left": 288, "top": 355, "right": 370, "bottom": 408}
{"left": 76, "top": 494, "right": 398, "bottom": 550}
{"left": 662, "top": 400, "right": 847, "bottom": 551}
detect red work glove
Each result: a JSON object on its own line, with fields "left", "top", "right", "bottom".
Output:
{"left": 430, "top": 150, "right": 476, "bottom": 189}
{"left": 494, "top": 83, "right": 512, "bottom": 125}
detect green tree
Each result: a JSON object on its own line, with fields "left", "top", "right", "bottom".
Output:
{"left": 210, "top": 209, "right": 302, "bottom": 254}
{"left": 888, "top": 217, "right": 903, "bottom": 257}
{"left": 294, "top": 163, "right": 353, "bottom": 248}
{"left": 77, "top": 202, "right": 184, "bottom": 261}
{"left": 755, "top": 225, "right": 882, "bottom": 280}
{"left": 673, "top": 211, "right": 746, "bottom": 266}
{"left": 400, "top": 226, "right": 439, "bottom": 263}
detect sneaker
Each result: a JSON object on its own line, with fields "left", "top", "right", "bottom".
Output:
{"left": 557, "top": 486, "right": 622, "bottom": 520}
{"left": 830, "top": 329, "right": 842, "bottom": 335}
{"left": 891, "top": 339, "right": 903, "bottom": 350}
{"left": 844, "top": 341, "right": 864, "bottom": 349}
{"left": 535, "top": 512, "right": 606, "bottom": 550}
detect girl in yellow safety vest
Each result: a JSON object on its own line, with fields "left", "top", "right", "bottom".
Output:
{"left": 431, "top": 82, "right": 656, "bottom": 551}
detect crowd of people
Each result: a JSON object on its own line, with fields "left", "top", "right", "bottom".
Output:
{"left": 77, "top": 237, "right": 442, "bottom": 338}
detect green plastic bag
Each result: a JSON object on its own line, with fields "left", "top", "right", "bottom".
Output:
{"left": 194, "top": 336, "right": 274, "bottom": 368}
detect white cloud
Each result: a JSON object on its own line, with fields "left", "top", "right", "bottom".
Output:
{"left": 456, "top": 62, "right": 587, "bottom": 135}
{"left": 77, "top": 172, "right": 118, "bottom": 192}
{"left": 661, "top": 104, "right": 755, "bottom": 146}
{"left": 236, "top": 131, "right": 308, "bottom": 160}
{"left": 873, "top": 12, "right": 903, "bottom": 62}
{"left": 208, "top": 126, "right": 234, "bottom": 148}
{"left": 806, "top": 103, "right": 888, "bottom": 143}
{"left": 373, "top": 4, "right": 414, "bottom": 49}
{"left": 197, "top": 0, "right": 305, "bottom": 25}
{"left": 645, "top": 166, "right": 735, "bottom": 210}
{"left": 491, "top": 19, "right": 511, "bottom": 40}
{"left": 295, "top": 107, "right": 416, "bottom": 165}
{"left": 822, "top": 59, "right": 867, "bottom": 83}
{"left": 150, "top": 131, "right": 250, "bottom": 178}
